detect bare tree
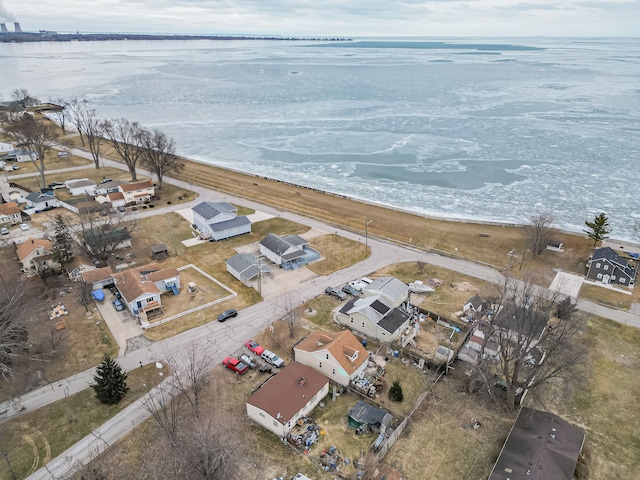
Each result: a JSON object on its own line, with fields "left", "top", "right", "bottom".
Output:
{"left": 525, "top": 212, "right": 556, "bottom": 256}
{"left": 12, "top": 88, "right": 38, "bottom": 108}
{"left": 416, "top": 260, "right": 426, "bottom": 275}
{"left": 279, "top": 290, "right": 303, "bottom": 338}
{"left": 0, "top": 284, "right": 30, "bottom": 379}
{"left": 68, "top": 100, "right": 105, "bottom": 168}
{"left": 5, "top": 114, "right": 57, "bottom": 189}
{"left": 66, "top": 209, "right": 137, "bottom": 261}
{"left": 140, "top": 382, "right": 183, "bottom": 448}
{"left": 474, "top": 275, "right": 585, "bottom": 410}
{"left": 79, "top": 280, "right": 94, "bottom": 313}
{"left": 102, "top": 118, "right": 145, "bottom": 181}
{"left": 167, "top": 342, "right": 213, "bottom": 418}
{"left": 139, "top": 128, "right": 183, "bottom": 190}
{"left": 48, "top": 99, "right": 70, "bottom": 134}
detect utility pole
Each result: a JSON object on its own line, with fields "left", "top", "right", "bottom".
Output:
{"left": 4, "top": 453, "right": 17, "bottom": 480}
{"left": 365, "top": 219, "right": 372, "bottom": 253}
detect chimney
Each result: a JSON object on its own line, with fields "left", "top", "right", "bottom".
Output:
{"left": 1, "top": 23, "right": 8, "bottom": 33}
{"left": 14, "top": 22, "right": 22, "bottom": 33}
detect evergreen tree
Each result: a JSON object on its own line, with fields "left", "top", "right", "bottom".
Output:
{"left": 92, "top": 354, "right": 129, "bottom": 404}
{"left": 584, "top": 212, "right": 611, "bottom": 246}
{"left": 389, "top": 380, "right": 404, "bottom": 402}
{"left": 52, "top": 213, "right": 74, "bottom": 263}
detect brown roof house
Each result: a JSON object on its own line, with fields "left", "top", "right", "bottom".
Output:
{"left": 488, "top": 407, "right": 585, "bottom": 480}
{"left": 246, "top": 361, "right": 329, "bottom": 438}
{"left": 119, "top": 179, "right": 154, "bottom": 204}
{"left": 67, "top": 255, "right": 97, "bottom": 281}
{"left": 17, "top": 238, "right": 58, "bottom": 273}
{"left": 0, "top": 201, "right": 21, "bottom": 225}
{"left": 81, "top": 266, "right": 115, "bottom": 290}
{"left": 294, "top": 330, "right": 368, "bottom": 386}
{"left": 113, "top": 263, "right": 180, "bottom": 319}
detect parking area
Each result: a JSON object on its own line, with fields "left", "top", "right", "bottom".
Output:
{"left": 94, "top": 289, "right": 143, "bottom": 356}
{"left": 548, "top": 271, "right": 583, "bottom": 297}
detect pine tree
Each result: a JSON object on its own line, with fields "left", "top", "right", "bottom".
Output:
{"left": 584, "top": 212, "right": 611, "bottom": 246}
{"left": 389, "top": 379, "right": 404, "bottom": 402}
{"left": 52, "top": 213, "right": 74, "bottom": 263}
{"left": 92, "top": 354, "right": 129, "bottom": 404}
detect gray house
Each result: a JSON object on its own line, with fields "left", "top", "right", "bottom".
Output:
{"left": 226, "top": 252, "right": 272, "bottom": 288}
{"left": 336, "top": 295, "right": 411, "bottom": 343}
{"left": 192, "top": 201, "right": 251, "bottom": 241}
{"left": 24, "top": 192, "right": 60, "bottom": 211}
{"left": 586, "top": 247, "right": 636, "bottom": 288}
{"left": 259, "top": 233, "right": 319, "bottom": 270}
{"left": 361, "top": 276, "right": 410, "bottom": 308}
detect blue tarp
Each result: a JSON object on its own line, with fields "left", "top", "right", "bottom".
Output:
{"left": 92, "top": 289, "right": 105, "bottom": 302}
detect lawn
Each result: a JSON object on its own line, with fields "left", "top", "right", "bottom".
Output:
{"left": 308, "top": 234, "right": 370, "bottom": 275}
{"left": 578, "top": 283, "right": 636, "bottom": 311}
{"left": 0, "top": 363, "right": 169, "bottom": 480}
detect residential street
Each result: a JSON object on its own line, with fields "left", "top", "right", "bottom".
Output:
{"left": 0, "top": 145, "right": 637, "bottom": 479}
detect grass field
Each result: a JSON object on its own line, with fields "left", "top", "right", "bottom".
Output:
{"left": 0, "top": 363, "right": 168, "bottom": 480}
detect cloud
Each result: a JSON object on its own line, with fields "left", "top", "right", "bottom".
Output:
{"left": 6, "top": 0, "right": 640, "bottom": 36}
{"left": 0, "top": 0, "right": 17, "bottom": 22}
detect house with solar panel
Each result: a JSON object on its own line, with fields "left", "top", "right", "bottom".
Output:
{"left": 191, "top": 201, "right": 251, "bottom": 241}
{"left": 336, "top": 294, "right": 411, "bottom": 343}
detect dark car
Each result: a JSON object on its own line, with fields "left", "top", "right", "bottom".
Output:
{"left": 325, "top": 287, "right": 347, "bottom": 301}
{"left": 342, "top": 284, "right": 360, "bottom": 296}
{"left": 222, "top": 357, "right": 249, "bottom": 375}
{"left": 244, "top": 339, "right": 265, "bottom": 355}
{"left": 112, "top": 299, "right": 125, "bottom": 311}
{"left": 217, "top": 309, "right": 238, "bottom": 322}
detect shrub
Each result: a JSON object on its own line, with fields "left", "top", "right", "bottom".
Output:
{"left": 389, "top": 380, "right": 404, "bottom": 402}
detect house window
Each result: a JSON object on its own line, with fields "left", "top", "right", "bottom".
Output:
{"left": 611, "top": 276, "right": 616, "bottom": 281}
{"left": 332, "top": 369, "right": 336, "bottom": 375}
{"left": 319, "top": 362, "right": 322, "bottom": 368}
{"left": 604, "top": 265, "right": 609, "bottom": 270}
{"left": 361, "top": 322, "right": 365, "bottom": 328}
{"left": 596, "top": 262, "right": 601, "bottom": 268}
{"left": 273, "top": 420, "right": 278, "bottom": 427}
{"left": 381, "top": 331, "right": 386, "bottom": 336}
{"left": 350, "top": 317, "right": 354, "bottom": 324}
{"left": 259, "top": 412, "right": 265, "bottom": 418}
{"left": 597, "top": 273, "right": 602, "bottom": 279}
{"left": 620, "top": 278, "right": 626, "bottom": 284}
{"left": 325, "top": 354, "right": 329, "bottom": 360}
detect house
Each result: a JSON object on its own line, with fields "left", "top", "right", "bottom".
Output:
{"left": 259, "top": 233, "right": 319, "bottom": 269}
{"left": 81, "top": 266, "right": 115, "bottom": 290}
{"left": 113, "top": 263, "right": 180, "bottom": 316}
{"left": 0, "top": 142, "right": 13, "bottom": 153}
{"left": 463, "top": 295, "right": 484, "bottom": 314}
{"left": 105, "top": 191, "right": 126, "bottom": 208}
{"left": 66, "top": 255, "right": 96, "bottom": 281}
{"left": 66, "top": 178, "right": 98, "bottom": 196}
{"left": 347, "top": 400, "right": 393, "bottom": 434}
{"left": 17, "top": 238, "right": 58, "bottom": 272}
{"left": 294, "top": 330, "right": 368, "bottom": 386}
{"left": 94, "top": 180, "right": 122, "bottom": 196}
{"left": 361, "top": 277, "right": 410, "bottom": 308}
{"left": 488, "top": 407, "right": 585, "bottom": 480}
{"left": 226, "top": 253, "right": 272, "bottom": 288}
{"left": 119, "top": 179, "right": 154, "bottom": 204}
{"left": 493, "top": 305, "right": 549, "bottom": 345}
{"left": 457, "top": 328, "right": 500, "bottom": 365}
{"left": 0, "top": 201, "right": 21, "bottom": 225}
{"left": 246, "top": 361, "right": 329, "bottom": 438}
{"left": 336, "top": 295, "right": 411, "bottom": 343}
{"left": 586, "top": 247, "right": 636, "bottom": 288}
{"left": 192, "top": 201, "right": 251, "bottom": 241}
{"left": 84, "top": 229, "right": 132, "bottom": 255}
{"left": 3, "top": 149, "right": 37, "bottom": 162}
{"left": 24, "top": 192, "right": 60, "bottom": 211}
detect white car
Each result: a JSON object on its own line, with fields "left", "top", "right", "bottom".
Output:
{"left": 19, "top": 223, "right": 29, "bottom": 231}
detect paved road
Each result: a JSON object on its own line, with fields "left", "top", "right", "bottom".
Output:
{"left": 2, "top": 144, "right": 636, "bottom": 479}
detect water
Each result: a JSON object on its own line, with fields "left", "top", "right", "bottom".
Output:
{"left": 1, "top": 37, "right": 639, "bottom": 239}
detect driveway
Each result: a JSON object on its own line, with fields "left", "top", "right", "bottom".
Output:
{"left": 549, "top": 271, "right": 583, "bottom": 297}
{"left": 93, "top": 291, "right": 143, "bottom": 356}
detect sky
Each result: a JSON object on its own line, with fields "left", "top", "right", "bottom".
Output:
{"left": 0, "top": 0, "right": 638, "bottom": 37}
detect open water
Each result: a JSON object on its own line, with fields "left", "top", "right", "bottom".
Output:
{"left": 1, "top": 37, "right": 639, "bottom": 239}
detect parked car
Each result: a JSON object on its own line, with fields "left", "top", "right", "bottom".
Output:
{"left": 117, "top": 205, "right": 126, "bottom": 212}
{"left": 342, "top": 284, "right": 360, "bottom": 296}
{"left": 19, "top": 223, "right": 29, "bottom": 231}
{"left": 57, "top": 151, "right": 70, "bottom": 157}
{"left": 244, "top": 339, "right": 265, "bottom": 355}
{"left": 361, "top": 277, "right": 374, "bottom": 285}
{"left": 217, "top": 309, "right": 238, "bottom": 322}
{"left": 239, "top": 353, "right": 257, "bottom": 369}
{"left": 348, "top": 280, "right": 366, "bottom": 292}
{"left": 1, "top": 227, "right": 9, "bottom": 235}
{"left": 222, "top": 357, "right": 249, "bottom": 375}
{"left": 261, "top": 350, "right": 285, "bottom": 368}
{"left": 325, "top": 286, "right": 347, "bottom": 301}
{"left": 12, "top": 165, "right": 19, "bottom": 170}
{"left": 112, "top": 299, "right": 125, "bottom": 311}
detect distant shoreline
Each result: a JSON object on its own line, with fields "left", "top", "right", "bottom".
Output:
{"left": 0, "top": 32, "right": 352, "bottom": 44}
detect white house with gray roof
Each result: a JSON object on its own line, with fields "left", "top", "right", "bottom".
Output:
{"left": 336, "top": 295, "right": 411, "bottom": 343}
{"left": 24, "top": 192, "right": 60, "bottom": 211}
{"left": 192, "top": 201, "right": 251, "bottom": 241}
{"left": 361, "top": 276, "right": 410, "bottom": 308}
{"left": 66, "top": 178, "right": 97, "bottom": 196}
{"left": 226, "top": 253, "right": 272, "bottom": 288}
{"left": 259, "top": 233, "right": 319, "bottom": 270}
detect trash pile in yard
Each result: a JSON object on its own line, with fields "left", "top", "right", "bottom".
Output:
{"left": 351, "top": 365, "right": 386, "bottom": 398}
{"left": 319, "top": 445, "right": 351, "bottom": 472}
{"left": 285, "top": 417, "right": 324, "bottom": 452}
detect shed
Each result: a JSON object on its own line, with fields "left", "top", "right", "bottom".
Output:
{"left": 151, "top": 244, "right": 169, "bottom": 259}
{"left": 347, "top": 400, "right": 392, "bottom": 434}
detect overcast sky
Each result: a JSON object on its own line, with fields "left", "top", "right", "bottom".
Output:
{"left": 1, "top": 0, "right": 638, "bottom": 37}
